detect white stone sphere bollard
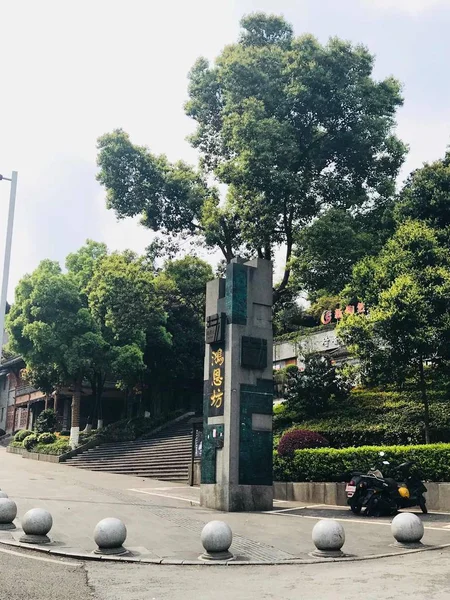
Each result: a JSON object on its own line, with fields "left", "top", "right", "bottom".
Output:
{"left": 94, "top": 518, "right": 128, "bottom": 555}
{"left": 0, "top": 491, "right": 8, "bottom": 499}
{"left": 312, "top": 519, "right": 346, "bottom": 557}
{"left": 20, "top": 508, "right": 53, "bottom": 544}
{"left": 200, "top": 520, "right": 233, "bottom": 561}
{"left": 0, "top": 498, "right": 17, "bottom": 530}
{"left": 391, "top": 512, "right": 424, "bottom": 547}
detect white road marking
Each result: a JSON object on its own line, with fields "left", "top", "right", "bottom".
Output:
{"left": 139, "top": 487, "right": 193, "bottom": 491}
{"left": 0, "top": 544, "right": 82, "bottom": 566}
{"left": 266, "top": 511, "right": 450, "bottom": 532}
{"left": 129, "top": 488, "right": 200, "bottom": 504}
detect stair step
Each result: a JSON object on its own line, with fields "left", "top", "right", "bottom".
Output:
{"left": 69, "top": 460, "right": 191, "bottom": 469}
{"left": 65, "top": 415, "right": 195, "bottom": 481}
{"left": 69, "top": 452, "right": 191, "bottom": 463}
{"left": 97, "top": 434, "right": 191, "bottom": 448}
{"left": 82, "top": 442, "right": 192, "bottom": 454}
{"left": 68, "top": 465, "right": 187, "bottom": 473}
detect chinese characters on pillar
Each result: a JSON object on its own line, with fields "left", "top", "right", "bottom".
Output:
{"left": 208, "top": 344, "right": 225, "bottom": 417}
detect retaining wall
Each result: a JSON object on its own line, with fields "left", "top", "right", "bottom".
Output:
{"left": 274, "top": 481, "right": 450, "bottom": 512}
{"left": 6, "top": 446, "right": 61, "bottom": 463}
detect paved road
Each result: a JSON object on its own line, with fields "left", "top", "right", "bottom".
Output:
{"left": 4, "top": 543, "right": 450, "bottom": 600}
{"left": 3, "top": 448, "right": 450, "bottom": 598}
{"left": 2, "top": 449, "right": 450, "bottom": 562}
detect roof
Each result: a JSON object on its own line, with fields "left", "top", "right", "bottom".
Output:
{"left": 0, "top": 356, "right": 24, "bottom": 376}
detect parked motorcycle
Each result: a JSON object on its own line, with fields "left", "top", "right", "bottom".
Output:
{"left": 345, "top": 453, "right": 427, "bottom": 516}
{"left": 346, "top": 462, "right": 397, "bottom": 517}
{"left": 391, "top": 460, "right": 428, "bottom": 514}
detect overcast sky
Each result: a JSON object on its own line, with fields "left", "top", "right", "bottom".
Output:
{"left": 1, "top": 0, "right": 450, "bottom": 301}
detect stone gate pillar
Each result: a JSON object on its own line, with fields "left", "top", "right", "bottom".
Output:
{"left": 200, "top": 258, "right": 273, "bottom": 512}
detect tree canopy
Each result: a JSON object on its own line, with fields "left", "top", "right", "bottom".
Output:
{"left": 395, "top": 150, "right": 450, "bottom": 232}
{"left": 293, "top": 202, "right": 395, "bottom": 301}
{"left": 6, "top": 241, "right": 213, "bottom": 437}
{"left": 97, "top": 12, "right": 406, "bottom": 302}
{"left": 7, "top": 259, "right": 105, "bottom": 445}
{"left": 338, "top": 220, "right": 450, "bottom": 442}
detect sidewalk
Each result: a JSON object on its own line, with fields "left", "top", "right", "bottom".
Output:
{"left": 1, "top": 448, "right": 450, "bottom": 564}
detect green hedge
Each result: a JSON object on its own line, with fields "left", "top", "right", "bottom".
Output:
{"left": 273, "top": 443, "right": 450, "bottom": 482}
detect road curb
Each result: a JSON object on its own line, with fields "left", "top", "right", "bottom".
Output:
{"left": 1, "top": 538, "right": 450, "bottom": 566}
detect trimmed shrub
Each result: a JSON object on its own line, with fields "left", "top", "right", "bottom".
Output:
{"left": 276, "top": 385, "right": 450, "bottom": 447}
{"left": 14, "top": 430, "right": 33, "bottom": 442}
{"left": 59, "top": 430, "right": 70, "bottom": 437}
{"left": 23, "top": 434, "right": 38, "bottom": 451}
{"left": 34, "top": 438, "right": 71, "bottom": 455}
{"left": 278, "top": 429, "right": 329, "bottom": 456}
{"left": 35, "top": 409, "right": 57, "bottom": 434}
{"left": 273, "top": 443, "right": 450, "bottom": 482}
{"left": 38, "top": 432, "right": 56, "bottom": 445}
{"left": 10, "top": 441, "right": 24, "bottom": 449}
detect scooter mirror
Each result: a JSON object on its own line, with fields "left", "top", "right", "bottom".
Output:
{"left": 379, "top": 451, "right": 385, "bottom": 457}
{"left": 382, "top": 460, "right": 390, "bottom": 465}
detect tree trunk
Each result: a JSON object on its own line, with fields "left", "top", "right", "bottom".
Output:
{"left": 419, "top": 357, "right": 430, "bottom": 444}
{"left": 97, "top": 373, "right": 106, "bottom": 429}
{"left": 70, "top": 377, "right": 82, "bottom": 449}
{"left": 273, "top": 228, "right": 293, "bottom": 305}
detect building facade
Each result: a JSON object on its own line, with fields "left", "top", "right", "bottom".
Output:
{"left": 273, "top": 324, "right": 353, "bottom": 371}
{"left": 0, "top": 356, "right": 126, "bottom": 435}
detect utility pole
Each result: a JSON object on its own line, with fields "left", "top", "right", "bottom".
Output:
{"left": 0, "top": 171, "right": 18, "bottom": 363}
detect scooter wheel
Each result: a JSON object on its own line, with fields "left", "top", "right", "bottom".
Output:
{"left": 350, "top": 503, "right": 362, "bottom": 515}
{"left": 419, "top": 497, "right": 428, "bottom": 514}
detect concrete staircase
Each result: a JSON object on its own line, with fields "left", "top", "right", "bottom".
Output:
{"left": 64, "top": 420, "right": 193, "bottom": 482}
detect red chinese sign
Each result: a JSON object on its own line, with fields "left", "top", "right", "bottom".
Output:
{"left": 321, "top": 303, "right": 365, "bottom": 325}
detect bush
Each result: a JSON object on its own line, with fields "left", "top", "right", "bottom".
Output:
{"left": 79, "top": 430, "right": 98, "bottom": 445}
{"left": 273, "top": 443, "right": 450, "bottom": 482}
{"left": 59, "top": 430, "right": 70, "bottom": 437}
{"left": 35, "top": 409, "right": 57, "bottom": 434}
{"left": 285, "top": 354, "right": 351, "bottom": 419}
{"left": 278, "top": 429, "right": 329, "bottom": 456}
{"left": 23, "top": 434, "right": 38, "bottom": 451}
{"left": 38, "top": 432, "right": 56, "bottom": 445}
{"left": 277, "top": 385, "right": 450, "bottom": 447}
{"left": 34, "top": 438, "right": 71, "bottom": 455}
{"left": 14, "top": 429, "right": 33, "bottom": 442}
{"left": 10, "top": 441, "right": 24, "bottom": 449}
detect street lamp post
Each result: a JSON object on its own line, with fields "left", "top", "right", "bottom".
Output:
{"left": 0, "top": 171, "right": 18, "bottom": 363}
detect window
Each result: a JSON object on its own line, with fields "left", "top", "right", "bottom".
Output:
{"left": 1, "top": 408, "right": 4, "bottom": 423}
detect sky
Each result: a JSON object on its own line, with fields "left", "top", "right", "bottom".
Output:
{"left": 1, "top": 0, "right": 450, "bottom": 301}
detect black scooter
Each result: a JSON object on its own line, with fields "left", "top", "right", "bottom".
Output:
{"left": 345, "top": 453, "right": 427, "bottom": 516}
{"left": 391, "top": 460, "right": 428, "bottom": 514}
{"left": 346, "top": 465, "right": 397, "bottom": 517}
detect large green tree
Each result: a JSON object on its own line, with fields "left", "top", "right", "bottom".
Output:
{"left": 338, "top": 220, "right": 450, "bottom": 443}
{"left": 97, "top": 13, "right": 406, "bottom": 302}
{"left": 149, "top": 256, "right": 214, "bottom": 415}
{"left": 7, "top": 260, "right": 105, "bottom": 447}
{"left": 68, "top": 243, "right": 170, "bottom": 425}
{"left": 293, "top": 203, "right": 395, "bottom": 302}
{"left": 396, "top": 151, "right": 450, "bottom": 231}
